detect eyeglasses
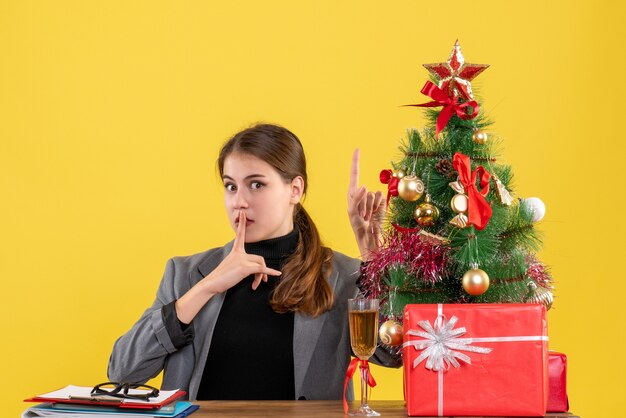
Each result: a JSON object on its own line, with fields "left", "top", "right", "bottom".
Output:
{"left": 91, "top": 382, "right": 160, "bottom": 401}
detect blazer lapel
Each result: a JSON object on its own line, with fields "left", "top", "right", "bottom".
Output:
{"left": 196, "top": 241, "right": 233, "bottom": 280}
{"left": 293, "top": 267, "right": 339, "bottom": 395}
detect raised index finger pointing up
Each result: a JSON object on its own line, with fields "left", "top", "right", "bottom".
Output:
{"left": 350, "top": 148, "right": 360, "bottom": 195}
{"left": 233, "top": 211, "right": 246, "bottom": 252}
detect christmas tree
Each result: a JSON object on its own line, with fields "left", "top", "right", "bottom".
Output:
{"left": 360, "top": 41, "right": 554, "bottom": 346}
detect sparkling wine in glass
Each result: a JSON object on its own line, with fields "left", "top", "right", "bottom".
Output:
{"left": 348, "top": 298, "right": 380, "bottom": 417}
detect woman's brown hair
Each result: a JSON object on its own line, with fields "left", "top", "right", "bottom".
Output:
{"left": 217, "top": 123, "right": 334, "bottom": 318}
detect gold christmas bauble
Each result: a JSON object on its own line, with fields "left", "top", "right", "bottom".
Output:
{"left": 379, "top": 320, "right": 404, "bottom": 347}
{"left": 473, "top": 130, "right": 488, "bottom": 145}
{"left": 397, "top": 175, "right": 424, "bottom": 202}
{"left": 526, "top": 282, "right": 554, "bottom": 311}
{"left": 392, "top": 169, "right": 406, "bottom": 179}
{"left": 462, "top": 268, "right": 490, "bottom": 296}
{"left": 414, "top": 194, "right": 440, "bottom": 227}
{"left": 450, "top": 193, "right": 468, "bottom": 214}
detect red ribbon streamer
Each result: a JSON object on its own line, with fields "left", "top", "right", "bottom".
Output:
{"left": 405, "top": 81, "right": 479, "bottom": 138}
{"left": 379, "top": 169, "right": 399, "bottom": 208}
{"left": 392, "top": 223, "right": 420, "bottom": 234}
{"left": 452, "top": 152, "right": 492, "bottom": 230}
{"left": 343, "top": 358, "right": 377, "bottom": 414}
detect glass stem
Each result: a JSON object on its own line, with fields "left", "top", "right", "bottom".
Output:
{"left": 360, "top": 363, "right": 369, "bottom": 408}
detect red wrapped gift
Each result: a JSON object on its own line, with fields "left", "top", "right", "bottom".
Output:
{"left": 403, "top": 303, "right": 548, "bottom": 417}
{"left": 547, "top": 351, "right": 569, "bottom": 412}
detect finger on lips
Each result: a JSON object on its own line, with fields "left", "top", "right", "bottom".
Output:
{"left": 233, "top": 205, "right": 285, "bottom": 290}
{"left": 234, "top": 211, "right": 247, "bottom": 250}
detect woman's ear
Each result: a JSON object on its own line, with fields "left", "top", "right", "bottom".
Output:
{"left": 289, "top": 176, "right": 305, "bottom": 204}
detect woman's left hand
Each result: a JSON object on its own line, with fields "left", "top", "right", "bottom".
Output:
{"left": 347, "top": 148, "right": 386, "bottom": 261}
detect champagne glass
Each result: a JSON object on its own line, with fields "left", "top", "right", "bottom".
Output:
{"left": 348, "top": 298, "right": 380, "bottom": 416}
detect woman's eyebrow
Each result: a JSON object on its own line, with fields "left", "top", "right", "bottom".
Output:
{"left": 222, "top": 174, "right": 267, "bottom": 181}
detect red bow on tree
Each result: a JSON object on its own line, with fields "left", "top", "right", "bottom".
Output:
{"left": 452, "top": 152, "right": 492, "bottom": 230}
{"left": 406, "top": 81, "right": 479, "bottom": 138}
{"left": 343, "top": 358, "right": 376, "bottom": 414}
{"left": 379, "top": 169, "right": 399, "bottom": 208}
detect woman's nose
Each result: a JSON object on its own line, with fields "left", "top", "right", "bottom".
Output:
{"left": 234, "top": 190, "right": 249, "bottom": 208}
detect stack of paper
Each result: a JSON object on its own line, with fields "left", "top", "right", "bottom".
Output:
{"left": 22, "top": 385, "right": 198, "bottom": 418}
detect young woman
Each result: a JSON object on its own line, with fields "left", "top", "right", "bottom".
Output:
{"left": 107, "top": 123, "right": 400, "bottom": 401}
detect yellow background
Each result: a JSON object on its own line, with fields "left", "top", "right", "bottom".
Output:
{"left": 1, "top": 1, "right": 624, "bottom": 417}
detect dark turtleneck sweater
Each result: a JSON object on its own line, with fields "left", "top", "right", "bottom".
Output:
{"left": 187, "top": 228, "right": 300, "bottom": 400}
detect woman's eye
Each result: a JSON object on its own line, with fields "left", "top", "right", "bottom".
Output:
{"left": 224, "top": 184, "right": 236, "bottom": 192}
{"left": 250, "top": 181, "right": 264, "bottom": 190}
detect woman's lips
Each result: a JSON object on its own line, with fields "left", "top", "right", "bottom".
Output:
{"left": 235, "top": 219, "right": 254, "bottom": 227}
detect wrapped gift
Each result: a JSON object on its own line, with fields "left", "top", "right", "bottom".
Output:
{"left": 547, "top": 351, "right": 569, "bottom": 412}
{"left": 403, "top": 303, "right": 548, "bottom": 417}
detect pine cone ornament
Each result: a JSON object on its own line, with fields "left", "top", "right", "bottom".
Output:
{"left": 435, "top": 159, "right": 456, "bottom": 179}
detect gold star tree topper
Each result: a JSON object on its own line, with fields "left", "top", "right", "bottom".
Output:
{"left": 423, "top": 40, "right": 489, "bottom": 100}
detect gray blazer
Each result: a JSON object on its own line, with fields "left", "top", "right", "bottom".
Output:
{"left": 107, "top": 241, "right": 400, "bottom": 401}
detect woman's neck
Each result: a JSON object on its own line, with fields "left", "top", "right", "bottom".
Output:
{"left": 243, "top": 228, "right": 299, "bottom": 260}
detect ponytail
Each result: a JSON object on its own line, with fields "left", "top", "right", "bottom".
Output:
{"left": 270, "top": 204, "right": 334, "bottom": 317}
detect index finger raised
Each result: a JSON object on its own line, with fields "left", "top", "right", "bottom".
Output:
{"left": 233, "top": 211, "right": 246, "bottom": 252}
{"left": 349, "top": 148, "right": 360, "bottom": 195}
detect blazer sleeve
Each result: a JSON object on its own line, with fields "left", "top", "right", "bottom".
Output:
{"left": 370, "top": 342, "right": 403, "bottom": 368}
{"left": 107, "top": 258, "right": 194, "bottom": 384}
